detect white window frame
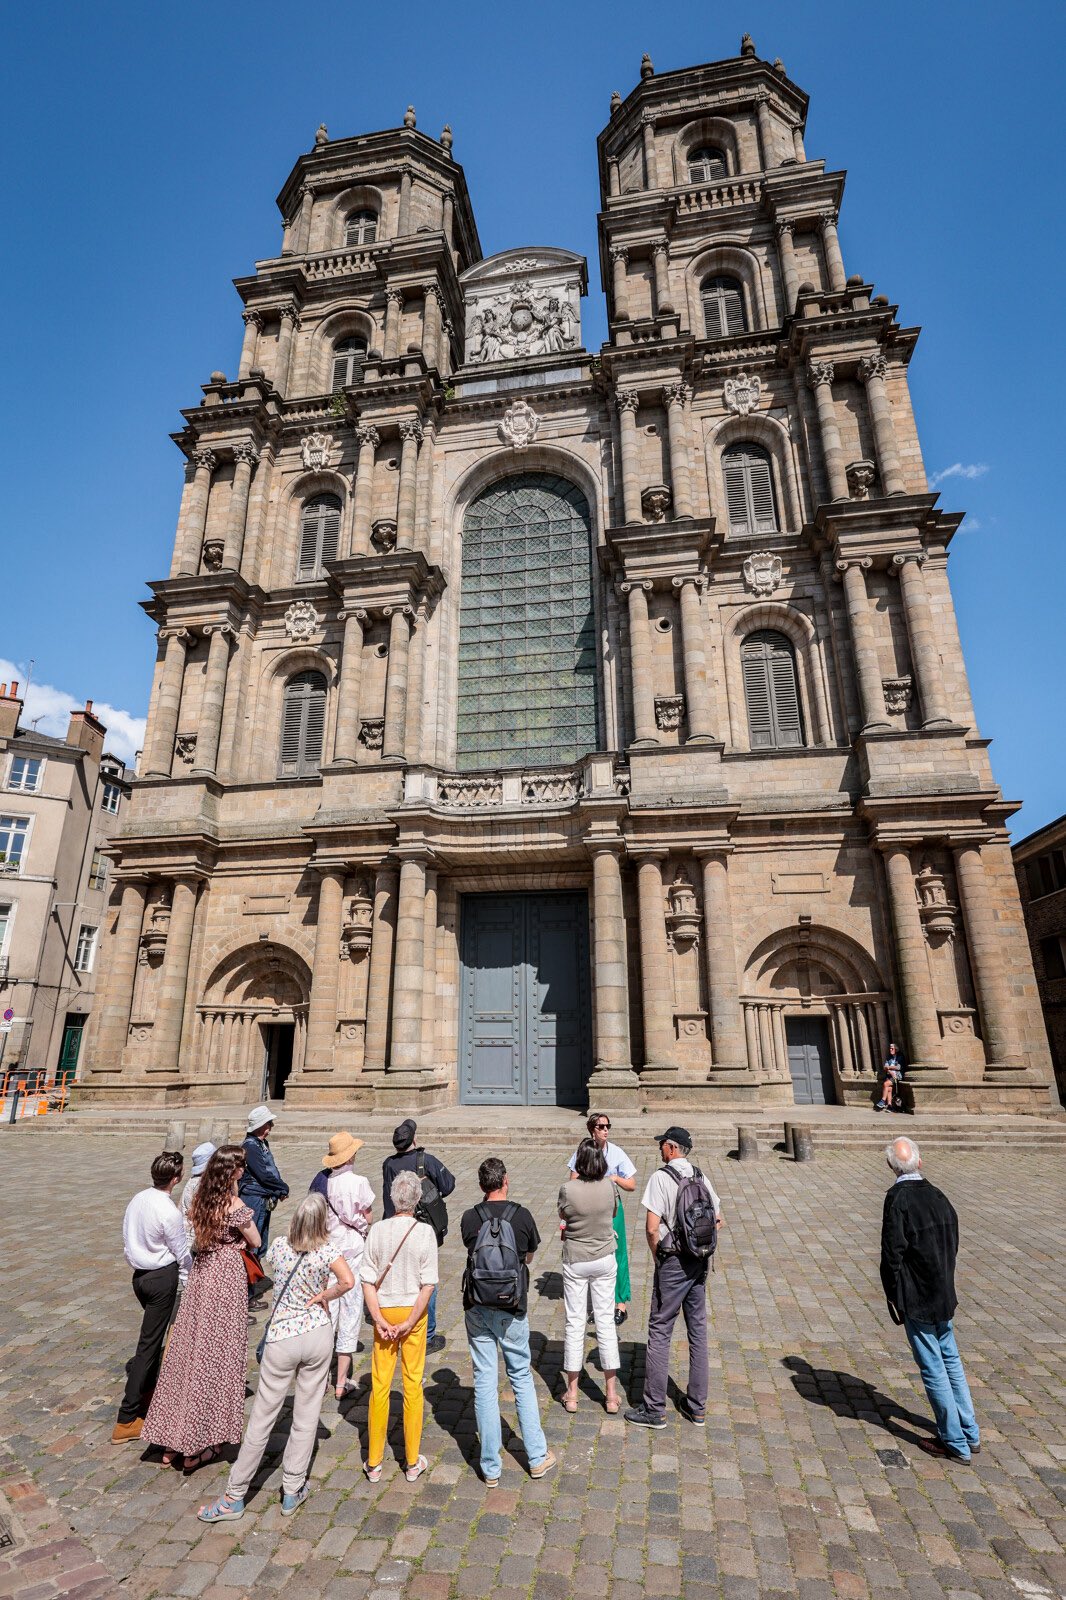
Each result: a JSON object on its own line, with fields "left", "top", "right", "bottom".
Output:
{"left": 0, "top": 899, "right": 12, "bottom": 961}
{"left": 74, "top": 924, "right": 98, "bottom": 974}
{"left": 101, "top": 783, "right": 121, "bottom": 815}
{"left": 0, "top": 815, "right": 31, "bottom": 876}
{"left": 7, "top": 755, "right": 43, "bottom": 793}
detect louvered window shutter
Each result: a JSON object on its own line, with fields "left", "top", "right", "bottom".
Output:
{"left": 701, "top": 276, "right": 747, "bottom": 339}
{"left": 302, "top": 684, "right": 327, "bottom": 769}
{"left": 767, "top": 637, "right": 804, "bottom": 746}
{"left": 723, "top": 454, "right": 752, "bottom": 534}
{"left": 749, "top": 455, "right": 777, "bottom": 531}
{"left": 741, "top": 631, "right": 804, "bottom": 749}
{"left": 280, "top": 684, "right": 305, "bottom": 771}
{"left": 319, "top": 502, "right": 340, "bottom": 564}
{"left": 298, "top": 495, "right": 342, "bottom": 579}
{"left": 722, "top": 445, "right": 778, "bottom": 535}
{"left": 688, "top": 146, "right": 727, "bottom": 183}
{"left": 741, "top": 643, "right": 775, "bottom": 748}
{"left": 332, "top": 337, "right": 367, "bottom": 391}
{"left": 345, "top": 211, "right": 377, "bottom": 247}
{"left": 280, "top": 671, "right": 328, "bottom": 776}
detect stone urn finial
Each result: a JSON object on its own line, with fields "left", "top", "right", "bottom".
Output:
{"left": 666, "top": 867, "right": 701, "bottom": 950}
{"left": 404, "top": 105, "right": 417, "bottom": 129}
{"left": 640, "top": 52, "right": 654, "bottom": 79}
{"left": 315, "top": 123, "right": 329, "bottom": 147}
{"left": 916, "top": 860, "right": 957, "bottom": 940}
{"left": 740, "top": 33, "right": 756, "bottom": 58}
{"left": 440, "top": 124, "right": 453, "bottom": 152}
{"left": 610, "top": 90, "right": 622, "bottom": 115}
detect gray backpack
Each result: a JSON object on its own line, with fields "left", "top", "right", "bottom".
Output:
{"left": 464, "top": 1202, "right": 523, "bottom": 1309}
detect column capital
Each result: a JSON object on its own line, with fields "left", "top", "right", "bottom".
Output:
{"left": 340, "top": 606, "right": 369, "bottom": 624}
{"left": 818, "top": 209, "right": 839, "bottom": 231}
{"left": 640, "top": 107, "right": 656, "bottom": 127}
{"left": 619, "top": 578, "right": 653, "bottom": 596}
{"left": 232, "top": 442, "right": 260, "bottom": 467}
{"left": 586, "top": 836, "right": 626, "bottom": 860}
{"left": 279, "top": 302, "right": 301, "bottom": 327}
{"left": 835, "top": 556, "right": 872, "bottom": 574}
{"left": 752, "top": 86, "right": 771, "bottom": 105}
{"left": 203, "top": 621, "right": 236, "bottom": 641}
{"left": 423, "top": 282, "right": 444, "bottom": 306}
{"left": 399, "top": 418, "right": 424, "bottom": 444}
{"left": 158, "top": 625, "right": 192, "bottom": 644}
{"left": 806, "top": 358, "right": 835, "bottom": 389}
{"left": 609, "top": 245, "right": 630, "bottom": 266}
{"left": 385, "top": 287, "right": 405, "bottom": 308}
{"left": 241, "top": 309, "right": 263, "bottom": 329}
{"left": 651, "top": 237, "right": 670, "bottom": 260}
{"left": 891, "top": 551, "right": 925, "bottom": 570}
{"left": 629, "top": 846, "right": 668, "bottom": 864}
{"left": 775, "top": 218, "right": 795, "bottom": 239}
{"left": 671, "top": 574, "right": 706, "bottom": 593}
{"left": 694, "top": 842, "right": 734, "bottom": 861}
{"left": 354, "top": 424, "right": 380, "bottom": 450}
{"left": 190, "top": 447, "right": 217, "bottom": 473}
{"left": 662, "top": 380, "right": 691, "bottom": 408}
{"left": 298, "top": 182, "right": 316, "bottom": 202}
{"left": 384, "top": 603, "right": 415, "bottom": 621}
{"left": 858, "top": 351, "right": 889, "bottom": 384}
{"left": 616, "top": 388, "right": 639, "bottom": 414}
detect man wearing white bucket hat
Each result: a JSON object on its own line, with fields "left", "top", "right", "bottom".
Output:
{"left": 239, "top": 1106, "right": 289, "bottom": 1258}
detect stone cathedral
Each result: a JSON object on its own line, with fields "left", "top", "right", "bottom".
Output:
{"left": 83, "top": 40, "right": 1057, "bottom": 1115}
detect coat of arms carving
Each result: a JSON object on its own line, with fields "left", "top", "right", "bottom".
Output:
{"left": 723, "top": 373, "right": 761, "bottom": 417}
{"left": 284, "top": 600, "right": 322, "bottom": 641}
{"left": 742, "top": 552, "right": 783, "bottom": 597}
{"left": 498, "top": 400, "right": 540, "bottom": 449}
{"left": 300, "top": 430, "right": 336, "bottom": 472}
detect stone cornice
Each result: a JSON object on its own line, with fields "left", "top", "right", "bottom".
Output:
{"left": 326, "top": 551, "right": 444, "bottom": 614}
{"left": 602, "top": 521, "right": 713, "bottom": 585}
{"left": 141, "top": 574, "right": 265, "bottom": 628}
{"left": 809, "top": 496, "right": 959, "bottom": 563}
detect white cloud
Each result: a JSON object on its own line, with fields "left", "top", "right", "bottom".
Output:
{"left": 931, "top": 461, "right": 989, "bottom": 486}
{"left": 962, "top": 516, "right": 982, "bottom": 531}
{"left": 0, "top": 658, "right": 146, "bottom": 768}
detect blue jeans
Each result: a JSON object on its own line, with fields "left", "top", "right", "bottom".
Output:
{"left": 427, "top": 1284, "right": 438, "bottom": 1341}
{"left": 247, "top": 1198, "right": 271, "bottom": 1261}
{"left": 465, "top": 1306, "right": 548, "bottom": 1480}
{"left": 905, "top": 1317, "right": 979, "bottom": 1459}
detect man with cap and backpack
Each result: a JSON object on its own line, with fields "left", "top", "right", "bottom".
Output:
{"left": 625, "top": 1126, "right": 722, "bottom": 1429}
{"left": 382, "top": 1119, "right": 455, "bottom": 1354}
{"left": 460, "top": 1157, "right": 556, "bottom": 1487}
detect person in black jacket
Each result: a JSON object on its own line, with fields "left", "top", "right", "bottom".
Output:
{"left": 879, "top": 1137, "right": 979, "bottom": 1462}
{"left": 382, "top": 1119, "right": 455, "bottom": 1353}
{"left": 238, "top": 1105, "right": 289, "bottom": 1260}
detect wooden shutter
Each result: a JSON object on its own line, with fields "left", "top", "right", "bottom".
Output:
{"left": 741, "top": 631, "right": 804, "bottom": 749}
{"left": 701, "top": 276, "right": 746, "bottom": 339}
{"left": 722, "top": 444, "right": 778, "bottom": 534}
{"left": 767, "top": 636, "right": 803, "bottom": 746}
{"left": 298, "top": 495, "right": 342, "bottom": 579}
{"left": 280, "top": 671, "right": 328, "bottom": 776}
{"left": 741, "top": 640, "right": 775, "bottom": 747}
{"left": 689, "top": 147, "right": 727, "bottom": 183}
{"left": 332, "top": 337, "right": 367, "bottom": 391}
{"left": 749, "top": 454, "right": 777, "bottom": 531}
{"left": 723, "top": 452, "right": 752, "bottom": 534}
{"left": 345, "top": 211, "right": 377, "bottom": 247}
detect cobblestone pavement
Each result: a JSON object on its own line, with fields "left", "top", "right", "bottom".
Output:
{"left": 1, "top": 1131, "right": 1064, "bottom": 1600}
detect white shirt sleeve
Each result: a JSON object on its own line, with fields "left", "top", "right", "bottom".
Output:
{"left": 612, "top": 1144, "right": 637, "bottom": 1180}
{"left": 420, "top": 1229, "right": 439, "bottom": 1288}
{"left": 162, "top": 1196, "right": 192, "bottom": 1274}
{"left": 640, "top": 1171, "right": 668, "bottom": 1216}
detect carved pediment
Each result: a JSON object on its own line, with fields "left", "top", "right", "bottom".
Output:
{"left": 461, "top": 247, "right": 587, "bottom": 366}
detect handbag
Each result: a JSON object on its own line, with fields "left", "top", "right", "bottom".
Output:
{"left": 255, "top": 1252, "right": 306, "bottom": 1365}
{"left": 241, "top": 1247, "right": 265, "bottom": 1288}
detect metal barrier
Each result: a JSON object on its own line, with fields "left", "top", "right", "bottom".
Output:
{"left": 4, "top": 1075, "right": 70, "bottom": 1121}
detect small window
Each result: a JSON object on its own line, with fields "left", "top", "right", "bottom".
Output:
{"left": 279, "top": 671, "right": 328, "bottom": 777}
{"left": 74, "top": 924, "right": 97, "bottom": 974}
{"left": 88, "top": 849, "right": 108, "bottom": 891}
{"left": 1040, "top": 934, "right": 1066, "bottom": 981}
{"left": 741, "top": 629, "right": 804, "bottom": 749}
{"left": 701, "top": 275, "right": 747, "bottom": 339}
{"left": 722, "top": 443, "right": 778, "bottom": 535}
{"left": 101, "top": 783, "right": 121, "bottom": 815}
{"left": 1027, "top": 852, "right": 1066, "bottom": 899}
{"left": 0, "top": 816, "right": 29, "bottom": 874}
{"left": 332, "top": 336, "right": 367, "bottom": 391}
{"left": 297, "top": 494, "right": 342, "bottom": 580}
{"left": 688, "top": 145, "right": 728, "bottom": 184}
{"left": 7, "top": 756, "right": 41, "bottom": 793}
{"left": 344, "top": 210, "right": 377, "bottom": 247}
{"left": 0, "top": 901, "right": 11, "bottom": 955}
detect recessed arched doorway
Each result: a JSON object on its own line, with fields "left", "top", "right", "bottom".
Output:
{"left": 198, "top": 943, "right": 311, "bottom": 1099}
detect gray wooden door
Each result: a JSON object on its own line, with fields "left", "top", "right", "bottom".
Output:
{"left": 460, "top": 892, "right": 592, "bottom": 1106}
{"left": 785, "top": 1015, "right": 835, "bottom": 1105}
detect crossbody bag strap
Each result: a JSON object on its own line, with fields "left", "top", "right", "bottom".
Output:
{"left": 261, "top": 1253, "right": 306, "bottom": 1342}
{"left": 374, "top": 1220, "right": 419, "bottom": 1291}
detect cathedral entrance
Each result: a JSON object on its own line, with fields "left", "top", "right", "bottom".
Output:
{"left": 262, "top": 1022, "right": 295, "bottom": 1100}
{"left": 785, "top": 1016, "right": 834, "bottom": 1105}
{"left": 459, "top": 892, "right": 592, "bottom": 1107}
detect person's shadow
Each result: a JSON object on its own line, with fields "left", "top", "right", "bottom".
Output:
{"left": 782, "top": 1356, "right": 932, "bottom": 1446}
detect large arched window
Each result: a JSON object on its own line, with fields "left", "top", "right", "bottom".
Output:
{"left": 741, "top": 630, "right": 804, "bottom": 749}
{"left": 722, "top": 443, "right": 778, "bottom": 535}
{"left": 344, "top": 209, "right": 377, "bottom": 247}
{"left": 457, "top": 473, "right": 597, "bottom": 770}
{"left": 332, "top": 336, "right": 367, "bottom": 390}
{"left": 279, "top": 670, "right": 327, "bottom": 776}
{"left": 701, "top": 274, "right": 747, "bottom": 338}
{"left": 297, "top": 494, "right": 341, "bottom": 580}
{"left": 688, "top": 145, "right": 728, "bottom": 184}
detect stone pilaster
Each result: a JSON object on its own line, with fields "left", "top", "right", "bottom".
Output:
{"left": 635, "top": 854, "right": 676, "bottom": 1071}
{"left": 610, "top": 247, "right": 630, "bottom": 321}
{"left": 820, "top": 211, "right": 847, "bottom": 292}
{"left": 673, "top": 577, "right": 714, "bottom": 742}
{"left": 274, "top": 305, "right": 299, "bottom": 394}
{"left": 891, "top": 554, "right": 952, "bottom": 727}
{"left": 663, "top": 382, "right": 694, "bottom": 519}
{"left": 88, "top": 878, "right": 148, "bottom": 1073}
{"left": 362, "top": 865, "right": 398, "bottom": 1077}
{"left": 294, "top": 184, "right": 314, "bottom": 253}
{"left": 616, "top": 389, "right": 642, "bottom": 523}
{"left": 222, "top": 444, "right": 259, "bottom": 570}
{"left": 404, "top": 603, "right": 430, "bottom": 763}
{"left": 303, "top": 869, "right": 345, "bottom": 1071}
{"left": 776, "top": 221, "right": 799, "bottom": 315}
{"left": 397, "top": 170, "right": 413, "bottom": 235}
{"left": 836, "top": 560, "right": 889, "bottom": 731}
{"left": 396, "top": 419, "right": 422, "bottom": 547}
{"left": 651, "top": 240, "right": 674, "bottom": 315}
{"left": 333, "top": 609, "right": 367, "bottom": 765}
{"left": 858, "top": 353, "right": 906, "bottom": 496}
{"left": 414, "top": 421, "right": 435, "bottom": 557}
{"left": 191, "top": 624, "right": 234, "bottom": 777}
{"left": 641, "top": 109, "right": 658, "bottom": 188}
{"left": 382, "top": 606, "right": 412, "bottom": 760}
{"left": 238, "top": 310, "right": 262, "bottom": 379}
{"left": 696, "top": 850, "right": 747, "bottom": 1074}
{"left": 152, "top": 877, "right": 198, "bottom": 1073}
{"left": 882, "top": 845, "right": 943, "bottom": 1070}
{"left": 422, "top": 284, "right": 443, "bottom": 369}
{"left": 807, "top": 360, "right": 850, "bottom": 502}
{"left": 388, "top": 854, "right": 427, "bottom": 1072}
{"left": 587, "top": 845, "right": 637, "bottom": 1091}
{"left": 173, "top": 449, "right": 216, "bottom": 577}
{"left": 144, "top": 628, "right": 190, "bottom": 777}
{"left": 754, "top": 89, "right": 775, "bottom": 169}
{"left": 351, "top": 426, "right": 379, "bottom": 556}
{"left": 953, "top": 843, "right": 1024, "bottom": 1070}
{"left": 383, "top": 288, "right": 403, "bottom": 360}
{"left": 621, "top": 581, "right": 658, "bottom": 746}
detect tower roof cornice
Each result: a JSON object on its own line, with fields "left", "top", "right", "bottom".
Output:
{"left": 598, "top": 53, "right": 809, "bottom": 160}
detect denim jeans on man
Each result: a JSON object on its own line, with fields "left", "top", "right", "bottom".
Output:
{"left": 641, "top": 1253, "right": 709, "bottom": 1418}
{"left": 904, "top": 1318, "right": 979, "bottom": 1460}
{"left": 465, "top": 1305, "right": 547, "bottom": 1479}
{"left": 426, "top": 1284, "right": 438, "bottom": 1341}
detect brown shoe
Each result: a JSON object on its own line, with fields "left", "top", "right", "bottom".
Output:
{"left": 529, "top": 1450, "right": 557, "bottom": 1480}
{"left": 111, "top": 1419, "right": 143, "bottom": 1444}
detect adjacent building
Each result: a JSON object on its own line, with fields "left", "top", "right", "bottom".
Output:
{"left": 82, "top": 40, "right": 1057, "bottom": 1113}
{"left": 0, "top": 681, "right": 132, "bottom": 1084}
{"left": 1013, "top": 815, "right": 1066, "bottom": 1101}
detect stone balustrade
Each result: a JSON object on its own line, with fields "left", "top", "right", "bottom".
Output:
{"left": 406, "top": 755, "right": 630, "bottom": 811}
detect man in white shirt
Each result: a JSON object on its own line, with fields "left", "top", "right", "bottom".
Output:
{"left": 625, "top": 1126, "right": 722, "bottom": 1430}
{"left": 112, "top": 1151, "right": 192, "bottom": 1444}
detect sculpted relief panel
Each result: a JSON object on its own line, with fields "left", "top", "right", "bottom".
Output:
{"left": 462, "top": 247, "right": 585, "bottom": 366}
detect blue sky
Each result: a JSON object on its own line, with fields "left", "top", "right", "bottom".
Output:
{"left": 2, "top": 1, "right": 1063, "bottom": 834}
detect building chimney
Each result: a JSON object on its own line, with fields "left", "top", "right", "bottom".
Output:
{"left": 0, "top": 681, "right": 22, "bottom": 740}
{"left": 67, "top": 698, "right": 106, "bottom": 759}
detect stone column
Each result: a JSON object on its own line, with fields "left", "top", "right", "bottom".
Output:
{"left": 174, "top": 450, "right": 216, "bottom": 577}
{"left": 383, "top": 288, "right": 403, "bottom": 359}
{"left": 616, "top": 390, "right": 642, "bottom": 523}
{"left": 439, "top": 321, "right": 453, "bottom": 379}
{"left": 641, "top": 110, "right": 658, "bottom": 187}
{"left": 145, "top": 629, "right": 190, "bottom": 777}
{"left": 953, "top": 843, "right": 1023, "bottom": 1070}
{"left": 294, "top": 185, "right": 314, "bottom": 253}
{"left": 836, "top": 560, "right": 889, "bottom": 731}
{"left": 663, "top": 382, "right": 693, "bottom": 519}
{"left": 421, "top": 869, "right": 438, "bottom": 1057}
{"left": 382, "top": 606, "right": 412, "bottom": 760}
{"left": 404, "top": 603, "right": 429, "bottom": 763}
{"left": 621, "top": 581, "right": 658, "bottom": 746}
{"left": 635, "top": 855, "right": 675, "bottom": 1070}
{"left": 743, "top": 1004, "right": 760, "bottom": 1074}
{"left": 807, "top": 360, "right": 850, "bottom": 502}
{"left": 396, "top": 419, "right": 422, "bottom": 546}
{"left": 363, "top": 865, "right": 399, "bottom": 1076}
{"left": 673, "top": 577, "right": 714, "bottom": 742}
{"left": 651, "top": 240, "right": 674, "bottom": 315}
{"left": 414, "top": 421, "right": 435, "bottom": 556}
{"left": 422, "top": 284, "right": 443, "bottom": 369}
{"left": 608, "top": 156, "right": 621, "bottom": 197}
{"left": 152, "top": 877, "right": 198, "bottom": 1073}
{"left": 240, "top": 449, "right": 273, "bottom": 582}
{"left": 191, "top": 625, "right": 234, "bottom": 777}
{"left": 389, "top": 854, "right": 427, "bottom": 1072}
{"left": 776, "top": 221, "right": 799, "bottom": 315}
{"left": 858, "top": 353, "right": 906, "bottom": 496}
{"left": 333, "top": 609, "right": 367, "bottom": 766}
{"left": 238, "top": 311, "right": 262, "bottom": 379}
{"left": 397, "top": 170, "right": 413, "bottom": 235}
{"left": 222, "top": 444, "right": 259, "bottom": 570}
{"left": 610, "top": 247, "right": 630, "bottom": 322}
{"left": 882, "top": 845, "right": 943, "bottom": 1070}
{"left": 351, "top": 426, "right": 379, "bottom": 556}
{"left": 892, "top": 554, "right": 952, "bottom": 727}
{"left": 589, "top": 845, "right": 633, "bottom": 1073}
{"left": 820, "top": 211, "right": 847, "bottom": 292}
{"left": 90, "top": 878, "right": 148, "bottom": 1070}
{"left": 792, "top": 124, "right": 806, "bottom": 161}
{"left": 441, "top": 191, "right": 454, "bottom": 245}
{"left": 304, "top": 869, "right": 345, "bottom": 1071}
{"left": 754, "top": 90, "right": 775, "bottom": 168}
{"left": 697, "top": 850, "right": 746, "bottom": 1074}
{"left": 274, "top": 305, "right": 299, "bottom": 394}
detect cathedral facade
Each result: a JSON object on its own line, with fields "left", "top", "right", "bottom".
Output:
{"left": 82, "top": 41, "right": 1056, "bottom": 1113}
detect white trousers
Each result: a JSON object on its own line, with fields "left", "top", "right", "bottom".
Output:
{"left": 562, "top": 1254, "right": 620, "bottom": 1373}
{"left": 329, "top": 1264, "right": 365, "bottom": 1356}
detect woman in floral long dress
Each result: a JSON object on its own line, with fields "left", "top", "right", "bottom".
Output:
{"left": 141, "top": 1145, "right": 260, "bottom": 1471}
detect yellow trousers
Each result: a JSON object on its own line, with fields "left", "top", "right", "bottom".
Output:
{"left": 367, "top": 1305, "right": 427, "bottom": 1469}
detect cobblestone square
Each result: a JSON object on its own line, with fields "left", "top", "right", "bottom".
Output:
{"left": 1, "top": 1130, "right": 1064, "bottom": 1599}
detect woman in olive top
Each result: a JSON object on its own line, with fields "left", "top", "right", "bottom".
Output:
{"left": 568, "top": 1113, "right": 637, "bottom": 1323}
{"left": 557, "top": 1139, "right": 621, "bottom": 1413}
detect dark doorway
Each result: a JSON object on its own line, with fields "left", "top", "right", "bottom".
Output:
{"left": 459, "top": 891, "right": 592, "bottom": 1107}
{"left": 262, "top": 1023, "right": 295, "bottom": 1100}
{"left": 56, "top": 1013, "right": 86, "bottom": 1084}
{"left": 785, "top": 1015, "right": 835, "bottom": 1105}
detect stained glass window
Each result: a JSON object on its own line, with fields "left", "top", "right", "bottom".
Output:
{"left": 458, "top": 473, "right": 598, "bottom": 769}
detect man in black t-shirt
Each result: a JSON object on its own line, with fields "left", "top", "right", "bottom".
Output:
{"left": 382, "top": 1119, "right": 455, "bottom": 1353}
{"left": 460, "top": 1157, "right": 556, "bottom": 1487}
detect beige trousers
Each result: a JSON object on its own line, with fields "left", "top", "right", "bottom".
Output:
{"left": 227, "top": 1322, "right": 333, "bottom": 1499}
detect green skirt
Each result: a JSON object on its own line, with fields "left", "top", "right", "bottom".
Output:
{"left": 613, "top": 1200, "right": 631, "bottom": 1304}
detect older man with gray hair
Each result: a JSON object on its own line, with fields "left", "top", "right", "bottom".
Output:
{"left": 880, "top": 1137, "right": 980, "bottom": 1462}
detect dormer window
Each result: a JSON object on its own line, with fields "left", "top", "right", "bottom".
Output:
{"left": 344, "top": 210, "right": 377, "bottom": 247}
{"left": 688, "top": 145, "right": 728, "bottom": 184}
{"left": 332, "top": 336, "right": 367, "bottom": 390}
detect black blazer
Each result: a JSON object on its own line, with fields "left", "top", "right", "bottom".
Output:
{"left": 879, "top": 1178, "right": 959, "bottom": 1325}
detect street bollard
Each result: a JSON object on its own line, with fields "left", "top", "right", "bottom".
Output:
{"left": 737, "top": 1125, "right": 759, "bottom": 1161}
{"left": 783, "top": 1121, "right": 794, "bottom": 1158}
{"left": 792, "top": 1124, "right": 814, "bottom": 1162}
{"left": 163, "top": 1120, "right": 185, "bottom": 1153}
{"left": 209, "top": 1119, "right": 231, "bottom": 1149}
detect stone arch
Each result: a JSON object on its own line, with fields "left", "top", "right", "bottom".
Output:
{"left": 445, "top": 441, "right": 605, "bottom": 539}
{"left": 311, "top": 306, "right": 380, "bottom": 392}
{"left": 277, "top": 469, "right": 353, "bottom": 588}
{"left": 329, "top": 183, "right": 386, "bottom": 249}
{"left": 254, "top": 645, "right": 339, "bottom": 783}
{"left": 721, "top": 599, "right": 833, "bottom": 749}
{"left": 704, "top": 411, "right": 804, "bottom": 533}
{"left": 197, "top": 941, "right": 312, "bottom": 1094}
{"left": 669, "top": 116, "right": 742, "bottom": 185}
{"left": 686, "top": 240, "right": 772, "bottom": 334}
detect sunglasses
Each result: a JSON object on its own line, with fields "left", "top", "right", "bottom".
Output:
{"left": 594, "top": 1121, "right": 611, "bottom": 1131}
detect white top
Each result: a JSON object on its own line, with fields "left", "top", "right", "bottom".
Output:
{"left": 567, "top": 1140, "right": 637, "bottom": 1182}
{"left": 123, "top": 1187, "right": 192, "bottom": 1274}
{"left": 360, "top": 1216, "right": 438, "bottom": 1308}
{"left": 640, "top": 1158, "right": 722, "bottom": 1246}
{"left": 326, "top": 1166, "right": 374, "bottom": 1259}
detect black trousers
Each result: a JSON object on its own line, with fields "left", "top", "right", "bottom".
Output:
{"left": 117, "top": 1262, "right": 179, "bottom": 1424}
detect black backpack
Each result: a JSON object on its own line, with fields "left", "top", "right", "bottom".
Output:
{"left": 463, "top": 1202, "right": 523, "bottom": 1309}
{"left": 663, "top": 1165, "right": 718, "bottom": 1261}
{"left": 414, "top": 1150, "right": 449, "bottom": 1243}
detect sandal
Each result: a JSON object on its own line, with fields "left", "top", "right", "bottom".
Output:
{"left": 198, "top": 1492, "right": 244, "bottom": 1523}
{"left": 159, "top": 1451, "right": 179, "bottom": 1470}
{"left": 562, "top": 1392, "right": 578, "bottom": 1414}
{"left": 335, "top": 1380, "right": 358, "bottom": 1400}
{"left": 363, "top": 1461, "right": 383, "bottom": 1483}
{"left": 405, "top": 1454, "right": 428, "bottom": 1482}
{"left": 605, "top": 1395, "right": 621, "bottom": 1414}
{"left": 183, "top": 1445, "right": 221, "bottom": 1476}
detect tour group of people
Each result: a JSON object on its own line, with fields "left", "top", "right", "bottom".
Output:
{"left": 113, "top": 1104, "right": 979, "bottom": 1521}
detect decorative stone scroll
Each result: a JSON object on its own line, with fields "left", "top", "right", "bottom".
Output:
{"left": 723, "top": 373, "right": 761, "bottom": 417}
{"left": 498, "top": 400, "right": 540, "bottom": 449}
{"left": 284, "top": 600, "right": 322, "bottom": 641}
{"left": 743, "top": 551, "right": 783, "bottom": 596}
{"left": 300, "top": 430, "right": 336, "bottom": 471}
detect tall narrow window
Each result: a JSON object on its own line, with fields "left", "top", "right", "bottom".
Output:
{"left": 722, "top": 443, "right": 778, "bottom": 535}
{"left": 741, "top": 630, "right": 804, "bottom": 749}
{"left": 297, "top": 495, "right": 342, "bottom": 580}
{"left": 332, "top": 336, "right": 367, "bottom": 391}
{"left": 344, "top": 210, "right": 377, "bottom": 247}
{"left": 88, "top": 849, "right": 108, "bottom": 891}
{"left": 0, "top": 816, "right": 29, "bottom": 873}
{"left": 688, "top": 145, "right": 728, "bottom": 183}
{"left": 701, "top": 275, "right": 747, "bottom": 338}
{"left": 279, "top": 671, "right": 328, "bottom": 777}
{"left": 7, "top": 756, "right": 41, "bottom": 792}
{"left": 101, "top": 783, "right": 121, "bottom": 815}
{"left": 74, "top": 924, "right": 98, "bottom": 973}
